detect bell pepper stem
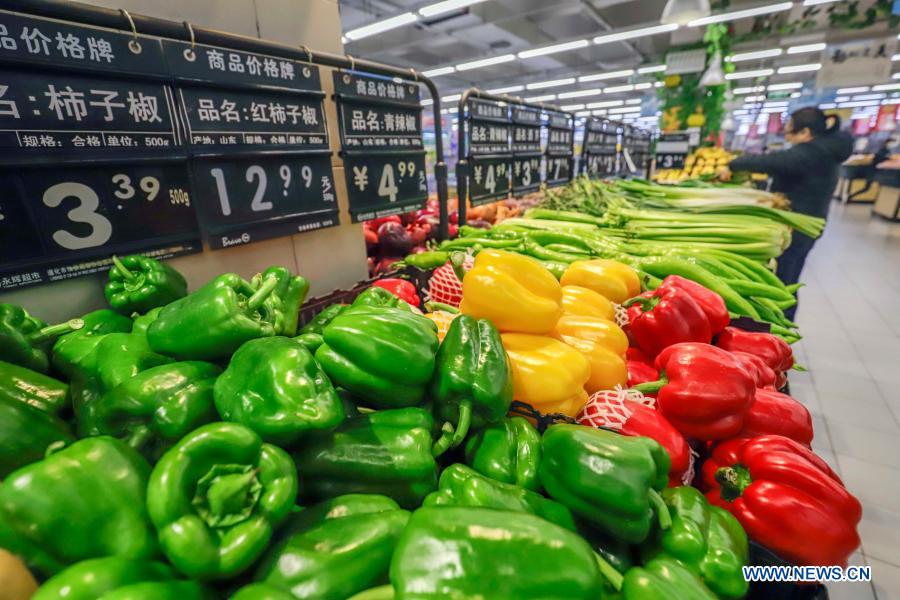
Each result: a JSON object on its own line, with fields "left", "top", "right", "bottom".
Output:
{"left": 633, "top": 374, "right": 668, "bottom": 396}
{"left": 593, "top": 551, "right": 624, "bottom": 592}
{"left": 424, "top": 301, "right": 460, "bottom": 314}
{"left": 346, "top": 585, "right": 395, "bottom": 600}
{"left": 126, "top": 424, "right": 154, "bottom": 452}
{"left": 432, "top": 421, "right": 455, "bottom": 457}
{"left": 622, "top": 295, "right": 658, "bottom": 312}
{"left": 247, "top": 276, "right": 279, "bottom": 311}
{"left": 715, "top": 465, "right": 752, "bottom": 502}
{"left": 648, "top": 488, "right": 672, "bottom": 530}
{"left": 449, "top": 399, "right": 473, "bottom": 449}
{"left": 111, "top": 255, "right": 136, "bottom": 281}
{"left": 27, "top": 318, "right": 84, "bottom": 344}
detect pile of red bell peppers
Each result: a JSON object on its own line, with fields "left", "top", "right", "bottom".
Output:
{"left": 577, "top": 274, "right": 861, "bottom": 568}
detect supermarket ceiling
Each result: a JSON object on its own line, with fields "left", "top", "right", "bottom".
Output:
{"left": 338, "top": 0, "right": 899, "bottom": 105}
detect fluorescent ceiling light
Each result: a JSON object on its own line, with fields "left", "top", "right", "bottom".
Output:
{"left": 519, "top": 39, "right": 590, "bottom": 59}
{"left": 423, "top": 66, "right": 455, "bottom": 77}
{"left": 456, "top": 54, "right": 516, "bottom": 71}
{"left": 442, "top": 93, "right": 462, "bottom": 103}
{"left": 852, "top": 93, "right": 886, "bottom": 101}
{"left": 421, "top": 99, "right": 434, "bottom": 106}
{"left": 638, "top": 64, "right": 666, "bottom": 74}
{"left": 767, "top": 82, "right": 803, "bottom": 91}
{"left": 803, "top": 0, "right": 840, "bottom": 5}
{"left": 727, "top": 49, "right": 783, "bottom": 62}
{"left": 733, "top": 85, "right": 765, "bottom": 94}
{"left": 526, "top": 94, "right": 556, "bottom": 102}
{"left": 626, "top": 98, "right": 643, "bottom": 104}
{"left": 604, "top": 84, "right": 635, "bottom": 94}
{"left": 894, "top": 73, "right": 900, "bottom": 79}
{"left": 526, "top": 77, "right": 576, "bottom": 90}
{"left": 634, "top": 82, "right": 652, "bottom": 90}
{"left": 836, "top": 86, "right": 869, "bottom": 94}
{"left": 726, "top": 69, "right": 774, "bottom": 80}
{"left": 654, "top": 81, "right": 664, "bottom": 87}
{"left": 561, "top": 103, "right": 586, "bottom": 111}
{"left": 587, "top": 100, "right": 623, "bottom": 109}
{"left": 579, "top": 69, "right": 634, "bottom": 83}
{"left": 575, "top": 110, "right": 591, "bottom": 117}
{"left": 689, "top": 2, "right": 792, "bottom": 26}
{"left": 818, "top": 102, "right": 836, "bottom": 109}
{"left": 593, "top": 23, "right": 678, "bottom": 46}
{"left": 787, "top": 43, "right": 826, "bottom": 54}
{"left": 763, "top": 101, "right": 790, "bottom": 106}
{"left": 558, "top": 88, "right": 604, "bottom": 99}
{"left": 419, "top": 0, "right": 486, "bottom": 17}
{"left": 837, "top": 100, "right": 880, "bottom": 108}
{"left": 790, "top": 92, "right": 801, "bottom": 98}
{"left": 609, "top": 106, "right": 641, "bottom": 114}
{"left": 834, "top": 96, "right": 849, "bottom": 102}
{"left": 893, "top": 54, "right": 900, "bottom": 61}
{"left": 592, "top": 109, "right": 608, "bottom": 115}
{"left": 345, "top": 12, "right": 418, "bottom": 41}
{"left": 873, "top": 83, "right": 900, "bottom": 91}
{"left": 486, "top": 84, "right": 525, "bottom": 94}
{"left": 743, "top": 95, "right": 766, "bottom": 102}
{"left": 777, "top": 63, "right": 821, "bottom": 74}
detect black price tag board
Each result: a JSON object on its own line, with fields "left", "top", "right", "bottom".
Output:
{"left": 512, "top": 155, "right": 541, "bottom": 194}
{"left": 582, "top": 117, "right": 618, "bottom": 178}
{"left": 469, "top": 98, "right": 508, "bottom": 122}
{"left": 468, "top": 120, "right": 510, "bottom": 156}
{"left": 343, "top": 153, "right": 428, "bottom": 222}
{"left": 191, "top": 155, "right": 338, "bottom": 248}
{"left": 0, "top": 10, "right": 202, "bottom": 289}
{"left": 583, "top": 153, "right": 618, "bottom": 178}
{"left": 333, "top": 72, "right": 428, "bottom": 220}
{"left": 655, "top": 132, "right": 689, "bottom": 170}
{"left": 0, "top": 164, "right": 200, "bottom": 289}
{"left": 546, "top": 156, "right": 572, "bottom": 186}
{"left": 511, "top": 106, "right": 541, "bottom": 154}
{"left": 470, "top": 156, "right": 511, "bottom": 206}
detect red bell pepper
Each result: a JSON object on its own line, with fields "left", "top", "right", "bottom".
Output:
{"left": 371, "top": 278, "right": 421, "bottom": 307}
{"left": 636, "top": 343, "right": 755, "bottom": 441}
{"left": 624, "top": 287, "right": 712, "bottom": 357}
{"left": 578, "top": 390, "right": 693, "bottom": 486}
{"left": 715, "top": 327, "right": 794, "bottom": 372}
{"left": 626, "top": 347, "right": 660, "bottom": 388}
{"left": 702, "top": 434, "right": 861, "bottom": 567}
{"left": 367, "top": 215, "right": 403, "bottom": 229}
{"left": 737, "top": 389, "right": 813, "bottom": 446}
{"left": 657, "top": 275, "right": 730, "bottom": 334}
{"left": 731, "top": 351, "right": 777, "bottom": 389}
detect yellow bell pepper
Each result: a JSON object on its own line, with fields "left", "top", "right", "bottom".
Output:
{"left": 561, "top": 285, "right": 616, "bottom": 320}
{"left": 551, "top": 315, "right": 628, "bottom": 394}
{"left": 501, "top": 333, "right": 590, "bottom": 418}
{"left": 560, "top": 259, "right": 640, "bottom": 304}
{"left": 424, "top": 310, "right": 458, "bottom": 342}
{"left": 461, "top": 250, "right": 562, "bottom": 334}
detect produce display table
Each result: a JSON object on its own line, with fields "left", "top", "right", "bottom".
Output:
{"left": 873, "top": 168, "right": 900, "bottom": 221}
{"left": 835, "top": 164, "right": 879, "bottom": 204}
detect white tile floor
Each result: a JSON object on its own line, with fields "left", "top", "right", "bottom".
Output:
{"left": 786, "top": 201, "right": 900, "bottom": 599}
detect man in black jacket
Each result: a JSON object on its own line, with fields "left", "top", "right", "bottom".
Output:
{"left": 722, "top": 107, "right": 853, "bottom": 320}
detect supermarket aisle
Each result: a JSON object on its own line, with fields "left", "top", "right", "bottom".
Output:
{"left": 787, "top": 202, "right": 900, "bottom": 600}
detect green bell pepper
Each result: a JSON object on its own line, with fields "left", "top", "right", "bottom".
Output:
{"left": 299, "top": 304, "right": 346, "bottom": 336}
{"left": 51, "top": 309, "right": 133, "bottom": 380}
{"left": 147, "top": 273, "right": 281, "bottom": 360}
{"left": 386, "top": 506, "right": 607, "bottom": 599}
{"left": 32, "top": 557, "right": 176, "bottom": 600}
{"left": 131, "top": 307, "right": 162, "bottom": 336}
{"left": 315, "top": 305, "right": 439, "bottom": 409}
{"left": 293, "top": 407, "right": 438, "bottom": 509}
{"left": 0, "top": 361, "right": 74, "bottom": 478}
{"left": 352, "top": 286, "right": 412, "bottom": 310}
{"left": 464, "top": 416, "right": 542, "bottom": 491}
{"left": 430, "top": 315, "right": 512, "bottom": 454}
{"left": 423, "top": 463, "right": 576, "bottom": 531}
{"left": 91, "top": 332, "right": 173, "bottom": 392}
{"left": 0, "top": 437, "right": 157, "bottom": 576}
{"left": 617, "top": 557, "right": 717, "bottom": 599}
{"left": 294, "top": 331, "right": 324, "bottom": 353}
{"left": 0, "top": 303, "right": 83, "bottom": 373}
{"left": 231, "top": 584, "right": 294, "bottom": 600}
{"left": 255, "top": 266, "right": 309, "bottom": 337}
{"left": 640, "top": 486, "right": 749, "bottom": 599}
{"left": 540, "top": 425, "right": 671, "bottom": 544}
{"left": 104, "top": 255, "right": 188, "bottom": 315}
{"left": 79, "top": 361, "right": 220, "bottom": 460}
{"left": 246, "top": 494, "right": 410, "bottom": 600}
{"left": 146, "top": 422, "right": 298, "bottom": 580}
{"left": 214, "top": 337, "right": 344, "bottom": 446}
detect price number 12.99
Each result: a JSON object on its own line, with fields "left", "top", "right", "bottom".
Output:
{"left": 208, "top": 162, "right": 320, "bottom": 218}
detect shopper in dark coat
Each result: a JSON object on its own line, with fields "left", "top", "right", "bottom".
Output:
{"left": 722, "top": 107, "right": 853, "bottom": 320}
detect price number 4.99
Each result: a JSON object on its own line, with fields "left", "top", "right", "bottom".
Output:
{"left": 353, "top": 160, "right": 423, "bottom": 203}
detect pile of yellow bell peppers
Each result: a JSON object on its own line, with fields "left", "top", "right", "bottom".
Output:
{"left": 459, "top": 249, "right": 640, "bottom": 418}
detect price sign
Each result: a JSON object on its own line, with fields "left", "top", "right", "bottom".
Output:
{"left": 655, "top": 132, "right": 690, "bottom": 170}
{"left": 0, "top": 11, "right": 201, "bottom": 289}
{"left": 512, "top": 106, "right": 541, "bottom": 154}
{"left": 512, "top": 155, "right": 541, "bottom": 194}
{"left": 334, "top": 72, "right": 427, "bottom": 221}
{"left": 167, "top": 39, "right": 336, "bottom": 246}
{"left": 546, "top": 110, "right": 574, "bottom": 187}
{"left": 470, "top": 156, "right": 511, "bottom": 206}
{"left": 581, "top": 117, "right": 618, "bottom": 178}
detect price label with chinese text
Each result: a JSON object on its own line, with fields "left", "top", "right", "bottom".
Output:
{"left": 470, "top": 156, "right": 511, "bottom": 206}
{"left": 546, "top": 110, "right": 574, "bottom": 187}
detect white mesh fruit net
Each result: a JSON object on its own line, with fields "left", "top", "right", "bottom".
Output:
{"left": 576, "top": 386, "right": 655, "bottom": 430}
{"left": 614, "top": 303, "right": 630, "bottom": 329}
{"left": 425, "top": 251, "right": 474, "bottom": 308}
